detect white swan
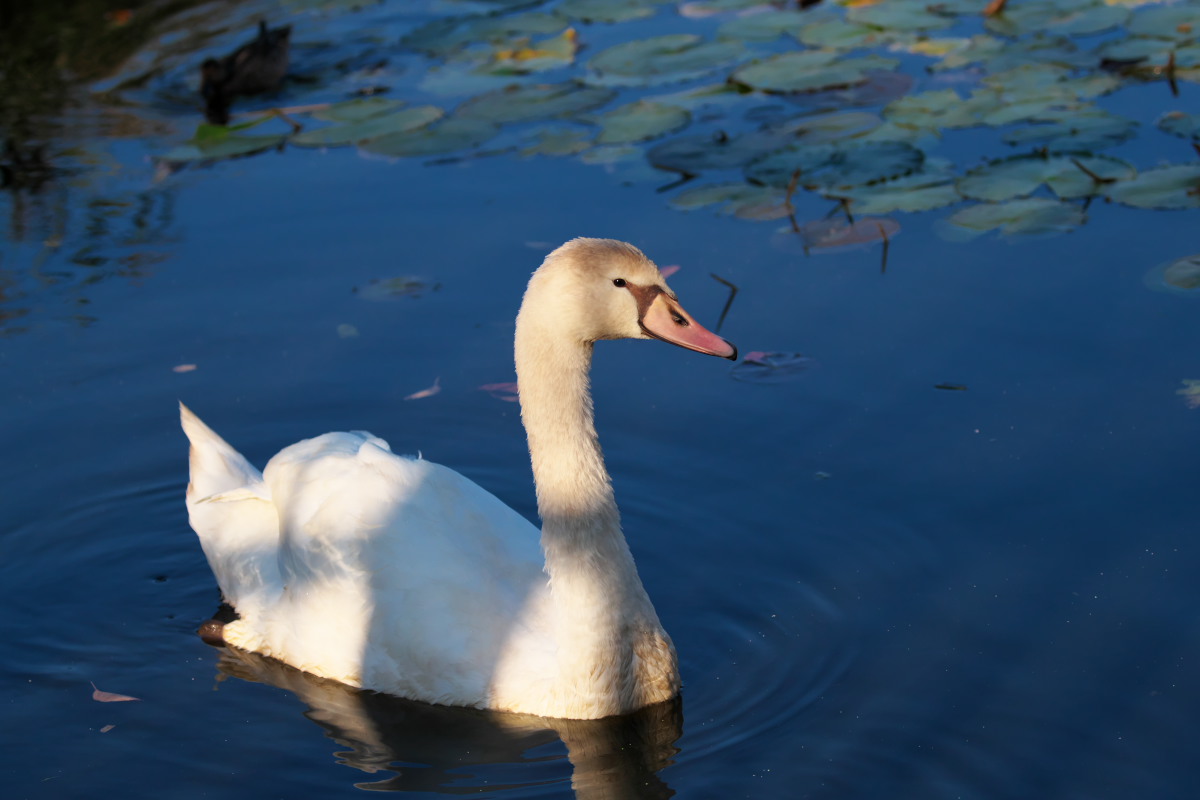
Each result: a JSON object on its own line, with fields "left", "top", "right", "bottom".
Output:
{"left": 181, "top": 238, "right": 736, "bottom": 720}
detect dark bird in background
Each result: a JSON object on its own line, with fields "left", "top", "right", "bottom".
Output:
{"left": 201, "top": 21, "right": 292, "bottom": 125}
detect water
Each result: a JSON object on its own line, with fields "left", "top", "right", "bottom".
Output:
{"left": 3, "top": 1, "right": 1200, "bottom": 797}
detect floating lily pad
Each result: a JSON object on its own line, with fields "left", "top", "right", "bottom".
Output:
{"left": 957, "top": 154, "right": 1136, "bottom": 202}
{"left": 669, "top": 182, "right": 789, "bottom": 219}
{"left": 1127, "top": 4, "right": 1200, "bottom": 41}
{"left": 587, "top": 34, "right": 742, "bottom": 86}
{"left": 884, "top": 88, "right": 979, "bottom": 130}
{"left": 592, "top": 100, "right": 690, "bottom": 145}
{"left": 457, "top": 82, "right": 616, "bottom": 123}
{"left": 313, "top": 97, "right": 404, "bottom": 122}
{"left": 746, "top": 141, "right": 924, "bottom": 191}
{"left": 940, "top": 198, "right": 1086, "bottom": 240}
{"left": 796, "top": 217, "right": 900, "bottom": 251}
{"left": 648, "top": 128, "right": 790, "bottom": 173}
{"left": 402, "top": 11, "right": 569, "bottom": 57}
{"left": 360, "top": 116, "right": 498, "bottom": 157}
{"left": 795, "top": 18, "right": 894, "bottom": 50}
{"left": 1158, "top": 111, "right": 1200, "bottom": 140}
{"left": 984, "top": 1, "right": 1129, "bottom": 38}
{"left": 846, "top": 2, "right": 955, "bottom": 32}
{"left": 1105, "top": 165, "right": 1200, "bottom": 209}
{"left": 292, "top": 106, "right": 444, "bottom": 147}
{"left": 717, "top": 10, "right": 809, "bottom": 42}
{"left": 160, "top": 133, "right": 286, "bottom": 163}
{"left": 730, "top": 352, "right": 814, "bottom": 384}
{"left": 519, "top": 126, "right": 593, "bottom": 156}
{"left": 488, "top": 27, "right": 579, "bottom": 72}
{"left": 1003, "top": 109, "right": 1137, "bottom": 151}
{"left": 839, "top": 163, "right": 961, "bottom": 214}
{"left": 559, "top": 0, "right": 665, "bottom": 23}
{"left": 1146, "top": 254, "right": 1200, "bottom": 295}
{"left": 732, "top": 50, "right": 900, "bottom": 93}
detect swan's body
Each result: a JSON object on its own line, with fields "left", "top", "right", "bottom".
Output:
{"left": 182, "top": 238, "right": 735, "bottom": 719}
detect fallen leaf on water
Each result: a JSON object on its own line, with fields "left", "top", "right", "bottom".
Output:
{"left": 100, "top": 724, "right": 116, "bottom": 733}
{"left": 405, "top": 377, "right": 441, "bottom": 401}
{"left": 1178, "top": 380, "right": 1200, "bottom": 409}
{"left": 731, "top": 352, "right": 814, "bottom": 384}
{"left": 479, "top": 382, "right": 520, "bottom": 402}
{"left": 172, "top": 364, "right": 197, "bottom": 373}
{"left": 91, "top": 682, "right": 140, "bottom": 703}
{"left": 660, "top": 264, "right": 681, "bottom": 278}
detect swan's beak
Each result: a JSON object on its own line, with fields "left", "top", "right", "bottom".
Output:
{"left": 639, "top": 291, "right": 738, "bottom": 360}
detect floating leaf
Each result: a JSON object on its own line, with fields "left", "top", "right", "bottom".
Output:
{"left": 356, "top": 276, "right": 434, "bottom": 300}
{"left": 648, "top": 128, "right": 788, "bottom": 173}
{"left": 172, "top": 364, "right": 198, "bottom": 373}
{"left": 489, "top": 28, "right": 579, "bottom": 72}
{"left": 588, "top": 34, "right": 743, "bottom": 86}
{"left": 458, "top": 82, "right": 616, "bottom": 123}
{"left": 746, "top": 141, "right": 924, "bottom": 191}
{"left": 957, "top": 154, "right": 1135, "bottom": 202}
{"left": 292, "top": 107, "right": 444, "bottom": 147}
{"left": 1158, "top": 111, "right": 1200, "bottom": 141}
{"left": 733, "top": 51, "right": 900, "bottom": 93}
{"left": 100, "top": 724, "right": 116, "bottom": 733}
{"left": 1127, "top": 4, "right": 1200, "bottom": 41}
{"left": 846, "top": 2, "right": 956, "bottom": 32}
{"left": 1177, "top": 380, "right": 1200, "bottom": 409}
{"left": 984, "top": 1, "right": 1128, "bottom": 37}
{"left": 840, "top": 164, "right": 961, "bottom": 213}
{"left": 670, "top": 182, "right": 790, "bottom": 219}
{"left": 479, "top": 381, "right": 520, "bottom": 402}
{"left": 796, "top": 217, "right": 900, "bottom": 251}
{"left": 731, "top": 352, "right": 814, "bottom": 384}
{"left": 1105, "top": 165, "right": 1200, "bottom": 209}
{"left": 518, "top": 125, "right": 594, "bottom": 156}
{"left": 91, "top": 682, "right": 140, "bottom": 703}
{"left": 717, "top": 10, "right": 809, "bottom": 42}
{"left": 1145, "top": 254, "right": 1200, "bottom": 295}
{"left": 313, "top": 97, "right": 404, "bottom": 122}
{"left": 559, "top": 0, "right": 664, "bottom": 23}
{"left": 361, "top": 117, "right": 498, "bottom": 157}
{"left": 405, "top": 377, "right": 441, "bottom": 401}
{"left": 401, "top": 11, "right": 569, "bottom": 57}
{"left": 593, "top": 101, "right": 690, "bottom": 144}
{"left": 796, "top": 18, "right": 894, "bottom": 49}
{"left": 940, "top": 198, "right": 1086, "bottom": 240}
{"left": 1003, "top": 109, "right": 1137, "bottom": 151}
{"left": 160, "top": 134, "right": 285, "bottom": 163}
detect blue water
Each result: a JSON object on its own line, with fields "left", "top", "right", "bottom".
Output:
{"left": 3, "top": 1, "right": 1200, "bottom": 797}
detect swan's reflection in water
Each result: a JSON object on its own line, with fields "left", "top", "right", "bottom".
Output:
{"left": 215, "top": 647, "right": 682, "bottom": 797}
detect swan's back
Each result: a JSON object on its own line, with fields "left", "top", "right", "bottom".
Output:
{"left": 182, "top": 404, "right": 551, "bottom": 708}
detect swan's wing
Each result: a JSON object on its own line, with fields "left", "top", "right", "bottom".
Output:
{"left": 244, "top": 432, "right": 549, "bottom": 705}
{"left": 180, "top": 403, "right": 281, "bottom": 612}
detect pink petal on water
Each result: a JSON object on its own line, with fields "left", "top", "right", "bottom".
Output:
{"left": 91, "top": 682, "right": 140, "bottom": 703}
{"left": 404, "top": 377, "right": 441, "bottom": 401}
{"left": 479, "top": 382, "right": 519, "bottom": 402}
{"left": 172, "top": 364, "right": 197, "bottom": 373}
{"left": 100, "top": 724, "right": 116, "bottom": 733}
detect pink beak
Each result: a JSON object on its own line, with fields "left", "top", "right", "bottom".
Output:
{"left": 639, "top": 291, "right": 737, "bottom": 360}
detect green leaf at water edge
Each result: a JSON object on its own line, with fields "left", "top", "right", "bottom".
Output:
{"left": 957, "top": 155, "right": 1136, "bottom": 203}
{"left": 587, "top": 34, "right": 742, "bottom": 86}
{"left": 1127, "top": 4, "right": 1200, "bottom": 41}
{"left": 1158, "top": 111, "right": 1200, "bottom": 141}
{"left": 291, "top": 106, "right": 445, "bottom": 147}
{"left": 939, "top": 198, "right": 1086, "bottom": 240}
{"left": 732, "top": 51, "right": 900, "bottom": 93}
{"left": 669, "top": 182, "right": 789, "bottom": 219}
{"left": 838, "top": 162, "right": 961, "bottom": 214}
{"left": 457, "top": 82, "right": 616, "bottom": 123}
{"left": 983, "top": 1, "right": 1129, "bottom": 38}
{"left": 1105, "top": 165, "right": 1200, "bottom": 209}
{"left": 717, "top": 10, "right": 808, "bottom": 42}
{"left": 845, "top": 1, "right": 956, "bottom": 32}
{"left": 795, "top": 18, "right": 895, "bottom": 50}
{"left": 160, "top": 134, "right": 287, "bottom": 163}
{"left": 518, "top": 126, "right": 594, "bottom": 156}
{"left": 593, "top": 101, "right": 690, "bottom": 145}
{"left": 313, "top": 97, "right": 404, "bottom": 122}
{"left": 401, "top": 11, "right": 569, "bottom": 57}
{"left": 559, "top": 0, "right": 666, "bottom": 23}
{"left": 1146, "top": 254, "right": 1200, "bottom": 295}
{"left": 745, "top": 141, "right": 925, "bottom": 191}
{"left": 1003, "top": 109, "right": 1138, "bottom": 151}
{"left": 360, "top": 117, "right": 498, "bottom": 157}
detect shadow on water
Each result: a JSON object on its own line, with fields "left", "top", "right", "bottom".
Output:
{"left": 214, "top": 645, "right": 682, "bottom": 798}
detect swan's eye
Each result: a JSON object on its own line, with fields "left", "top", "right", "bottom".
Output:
{"left": 612, "top": 278, "right": 627, "bottom": 288}
{"left": 671, "top": 312, "right": 687, "bottom": 326}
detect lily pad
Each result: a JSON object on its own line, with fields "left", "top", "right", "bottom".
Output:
{"left": 1003, "top": 109, "right": 1137, "bottom": 151}
{"left": 593, "top": 101, "right": 690, "bottom": 145}
{"left": 457, "top": 82, "right": 616, "bottom": 123}
{"left": 796, "top": 217, "right": 900, "bottom": 251}
{"left": 670, "top": 182, "right": 789, "bottom": 219}
{"left": 1146, "top": 254, "right": 1200, "bottom": 295}
{"left": 717, "top": 10, "right": 809, "bottom": 42}
{"left": 732, "top": 51, "right": 900, "bottom": 93}
{"left": 313, "top": 97, "right": 404, "bottom": 122}
{"left": 939, "top": 198, "right": 1086, "bottom": 240}
{"left": 846, "top": 2, "right": 955, "bottom": 32}
{"left": 292, "top": 106, "right": 444, "bottom": 147}
{"left": 795, "top": 18, "right": 894, "bottom": 50}
{"left": 559, "top": 0, "right": 665, "bottom": 23}
{"left": 360, "top": 116, "right": 498, "bottom": 157}
{"left": 957, "top": 154, "right": 1136, "bottom": 203}
{"left": 1127, "top": 5, "right": 1200, "bottom": 41}
{"left": 746, "top": 141, "right": 924, "bottom": 191}
{"left": 648, "top": 128, "right": 792, "bottom": 173}
{"left": 518, "top": 126, "right": 594, "bottom": 156}
{"left": 839, "top": 163, "right": 961, "bottom": 214}
{"left": 488, "top": 27, "right": 579, "bottom": 72}
{"left": 401, "top": 11, "right": 569, "bottom": 57}
{"left": 587, "top": 34, "right": 742, "bottom": 86}
{"left": 160, "top": 133, "right": 285, "bottom": 163}
{"left": 1105, "top": 165, "right": 1200, "bottom": 209}
{"left": 984, "top": 1, "right": 1129, "bottom": 38}
{"left": 1158, "top": 111, "right": 1200, "bottom": 140}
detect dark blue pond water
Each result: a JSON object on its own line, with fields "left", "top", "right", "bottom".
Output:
{"left": 3, "top": 1, "right": 1200, "bottom": 798}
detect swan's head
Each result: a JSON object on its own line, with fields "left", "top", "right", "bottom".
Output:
{"left": 521, "top": 238, "right": 737, "bottom": 360}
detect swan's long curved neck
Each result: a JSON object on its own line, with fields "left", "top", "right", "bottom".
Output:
{"left": 514, "top": 310, "right": 654, "bottom": 634}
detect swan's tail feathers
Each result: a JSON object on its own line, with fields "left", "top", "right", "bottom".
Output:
{"left": 180, "top": 402, "right": 267, "bottom": 502}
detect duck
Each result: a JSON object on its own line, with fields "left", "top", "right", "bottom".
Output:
{"left": 201, "top": 21, "right": 292, "bottom": 125}
{"left": 180, "top": 238, "right": 737, "bottom": 720}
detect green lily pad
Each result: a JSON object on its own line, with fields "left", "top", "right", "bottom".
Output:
{"left": 732, "top": 51, "right": 900, "bottom": 93}
{"left": 670, "top": 182, "right": 790, "bottom": 220}
{"left": 518, "top": 126, "right": 593, "bottom": 156}
{"left": 1146, "top": 254, "right": 1200, "bottom": 294}
{"left": 796, "top": 217, "right": 900, "bottom": 251}
{"left": 593, "top": 101, "right": 690, "bottom": 145}
{"left": 958, "top": 154, "right": 1136, "bottom": 202}
{"left": 839, "top": 162, "right": 962, "bottom": 214}
{"left": 648, "top": 127, "right": 791, "bottom": 173}
{"left": 746, "top": 141, "right": 924, "bottom": 191}
{"left": 359, "top": 116, "right": 498, "bottom": 157}
{"left": 457, "top": 82, "right": 616, "bottom": 123}
{"left": 313, "top": 97, "right": 405, "bottom": 122}
{"left": 846, "top": 2, "right": 955, "bottom": 32}
{"left": 984, "top": 1, "right": 1129, "bottom": 38}
{"left": 648, "top": 82, "right": 752, "bottom": 111}
{"left": 292, "top": 106, "right": 444, "bottom": 147}
{"left": 1003, "top": 109, "right": 1137, "bottom": 151}
{"left": 1105, "top": 165, "right": 1200, "bottom": 209}
{"left": 940, "top": 198, "right": 1086, "bottom": 240}
{"left": 1127, "top": 4, "right": 1200, "bottom": 41}
{"left": 884, "top": 88, "right": 980, "bottom": 130}
{"left": 587, "top": 34, "right": 742, "bottom": 86}
{"left": 717, "top": 10, "right": 809, "bottom": 42}
{"left": 160, "top": 133, "right": 286, "bottom": 163}
{"left": 401, "top": 11, "right": 569, "bottom": 57}
{"left": 559, "top": 0, "right": 665, "bottom": 23}
{"left": 487, "top": 27, "right": 579, "bottom": 73}
{"left": 795, "top": 18, "right": 895, "bottom": 49}
{"left": 1158, "top": 111, "right": 1200, "bottom": 140}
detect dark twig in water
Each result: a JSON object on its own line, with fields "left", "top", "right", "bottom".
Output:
{"left": 1167, "top": 50, "right": 1179, "bottom": 98}
{"left": 657, "top": 171, "right": 695, "bottom": 193}
{"left": 784, "top": 169, "right": 802, "bottom": 233}
{"left": 935, "top": 383, "right": 969, "bottom": 391}
{"left": 1070, "top": 157, "right": 1116, "bottom": 184}
{"left": 709, "top": 273, "right": 739, "bottom": 334}
{"left": 878, "top": 221, "right": 890, "bottom": 274}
